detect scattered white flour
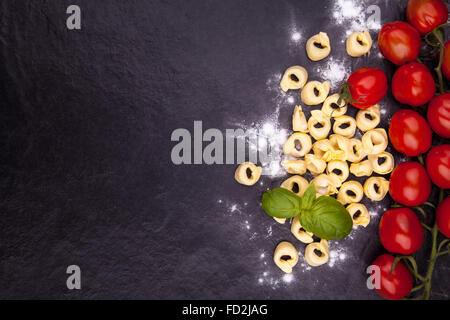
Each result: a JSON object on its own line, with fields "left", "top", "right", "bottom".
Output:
{"left": 332, "top": 0, "right": 382, "bottom": 37}
{"left": 328, "top": 245, "right": 349, "bottom": 268}
{"left": 315, "top": 57, "right": 351, "bottom": 91}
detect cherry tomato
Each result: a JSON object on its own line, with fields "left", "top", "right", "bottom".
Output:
{"left": 390, "top": 162, "right": 431, "bottom": 207}
{"left": 378, "top": 21, "right": 421, "bottom": 65}
{"left": 370, "top": 254, "right": 413, "bottom": 300}
{"left": 426, "top": 144, "right": 450, "bottom": 189}
{"left": 392, "top": 62, "right": 436, "bottom": 107}
{"left": 407, "top": 0, "right": 449, "bottom": 35}
{"left": 345, "top": 68, "right": 388, "bottom": 109}
{"left": 379, "top": 208, "right": 424, "bottom": 255}
{"left": 427, "top": 93, "right": 450, "bottom": 138}
{"left": 437, "top": 196, "right": 450, "bottom": 238}
{"left": 443, "top": 41, "right": 450, "bottom": 81}
{"left": 389, "top": 109, "right": 432, "bottom": 156}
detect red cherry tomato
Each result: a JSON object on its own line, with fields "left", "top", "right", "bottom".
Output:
{"left": 392, "top": 62, "right": 436, "bottom": 107}
{"left": 407, "top": 0, "right": 449, "bottom": 35}
{"left": 390, "top": 162, "right": 431, "bottom": 207}
{"left": 437, "top": 197, "right": 450, "bottom": 238}
{"left": 427, "top": 93, "right": 450, "bottom": 138}
{"left": 379, "top": 208, "right": 424, "bottom": 255}
{"left": 443, "top": 41, "right": 450, "bottom": 81}
{"left": 370, "top": 254, "right": 413, "bottom": 300}
{"left": 389, "top": 109, "right": 432, "bottom": 156}
{"left": 426, "top": 144, "right": 450, "bottom": 189}
{"left": 378, "top": 21, "right": 421, "bottom": 65}
{"left": 345, "top": 68, "right": 388, "bottom": 109}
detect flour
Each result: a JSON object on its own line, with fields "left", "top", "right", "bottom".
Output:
{"left": 315, "top": 56, "right": 351, "bottom": 91}
{"left": 332, "top": 0, "right": 382, "bottom": 37}
{"left": 328, "top": 244, "right": 349, "bottom": 268}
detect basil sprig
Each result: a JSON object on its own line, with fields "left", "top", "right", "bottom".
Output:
{"left": 261, "top": 185, "right": 353, "bottom": 240}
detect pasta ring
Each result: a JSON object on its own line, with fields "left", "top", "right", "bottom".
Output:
{"left": 301, "top": 81, "right": 330, "bottom": 106}
{"left": 305, "top": 154, "right": 327, "bottom": 176}
{"left": 305, "top": 239, "right": 329, "bottom": 267}
{"left": 283, "top": 133, "right": 312, "bottom": 158}
{"left": 368, "top": 152, "right": 395, "bottom": 175}
{"left": 308, "top": 110, "right": 331, "bottom": 140}
{"left": 235, "top": 162, "right": 262, "bottom": 186}
{"left": 306, "top": 32, "right": 331, "bottom": 61}
{"left": 292, "top": 105, "right": 308, "bottom": 133}
{"left": 311, "top": 174, "right": 339, "bottom": 196}
{"left": 346, "top": 138, "right": 366, "bottom": 163}
{"left": 333, "top": 115, "right": 357, "bottom": 138}
{"left": 337, "top": 181, "right": 364, "bottom": 205}
{"left": 327, "top": 160, "right": 349, "bottom": 183}
{"left": 273, "top": 217, "right": 287, "bottom": 224}
{"left": 281, "top": 175, "right": 310, "bottom": 197}
{"left": 364, "top": 177, "right": 390, "bottom": 201}
{"left": 281, "top": 159, "right": 307, "bottom": 175}
{"left": 350, "top": 160, "right": 373, "bottom": 177}
{"left": 346, "top": 31, "right": 373, "bottom": 57}
{"left": 274, "top": 241, "right": 299, "bottom": 273}
{"left": 362, "top": 129, "right": 388, "bottom": 155}
{"left": 329, "top": 134, "right": 351, "bottom": 161}
{"left": 280, "top": 66, "right": 308, "bottom": 92}
{"left": 291, "top": 216, "right": 314, "bottom": 244}
{"left": 356, "top": 105, "right": 381, "bottom": 132}
{"left": 312, "top": 139, "right": 333, "bottom": 159}
{"left": 322, "top": 94, "right": 348, "bottom": 118}
{"left": 346, "top": 203, "right": 370, "bottom": 227}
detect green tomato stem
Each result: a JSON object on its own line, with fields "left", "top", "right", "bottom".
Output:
{"left": 432, "top": 28, "right": 446, "bottom": 95}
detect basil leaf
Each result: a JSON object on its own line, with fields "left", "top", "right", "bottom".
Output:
{"left": 261, "top": 188, "right": 301, "bottom": 219}
{"left": 300, "top": 185, "right": 316, "bottom": 211}
{"left": 300, "top": 196, "right": 353, "bottom": 240}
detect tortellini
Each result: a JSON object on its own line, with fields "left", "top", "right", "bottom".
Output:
{"left": 333, "top": 115, "right": 357, "bottom": 138}
{"left": 364, "top": 177, "right": 390, "bottom": 201}
{"left": 281, "top": 159, "right": 307, "bottom": 175}
{"left": 283, "top": 133, "right": 312, "bottom": 158}
{"left": 305, "top": 154, "right": 327, "bottom": 175}
{"left": 274, "top": 241, "right": 299, "bottom": 274}
{"left": 308, "top": 110, "right": 331, "bottom": 141}
{"left": 292, "top": 105, "right": 308, "bottom": 133}
{"left": 347, "top": 138, "right": 366, "bottom": 163}
{"left": 362, "top": 128, "right": 388, "bottom": 155}
{"left": 346, "top": 31, "right": 373, "bottom": 57}
{"left": 280, "top": 66, "right": 308, "bottom": 92}
{"left": 311, "top": 174, "right": 340, "bottom": 196}
{"left": 301, "top": 81, "right": 330, "bottom": 106}
{"left": 337, "top": 181, "right": 364, "bottom": 205}
{"left": 356, "top": 105, "right": 381, "bottom": 132}
{"left": 346, "top": 203, "right": 370, "bottom": 227}
{"left": 322, "top": 94, "right": 347, "bottom": 118}
{"left": 291, "top": 216, "right": 314, "bottom": 244}
{"left": 281, "top": 175, "right": 310, "bottom": 197}
{"left": 306, "top": 32, "right": 331, "bottom": 61}
{"left": 273, "top": 217, "right": 287, "bottom": 224}
{"left": 350, "top": 160, "right": 373, "bottom": 177}
{"left": 235, "top": 162, "right": 262, "bottom": 186}
{"left": 305, "top": 239, "right": 329, "bottom": 267}
{"left": 368, "top": 152, "right": 394, "bottom": 175}
{"left": 327, "top": 160, "right": 349, "bottom": 183}
{"left": 329, "top": 134, "right": 351, "bottom": 161}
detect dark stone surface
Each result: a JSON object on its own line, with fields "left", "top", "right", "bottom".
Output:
{"left": 0, "top": 0, "right": 448, "bottom": 299}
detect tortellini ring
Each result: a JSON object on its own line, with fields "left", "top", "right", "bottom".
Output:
{"left": 311, "top": 174, "right": 340, "bottom": 196}
{"left": 346, "top": 203, "right": 370, "bottom": 227}
{"left": 329, "top": 134, "right": 351, "bottom": 161}
{"left": 350, "top": 160, "right": 373, "bottom": 177}
{"left": 327, "top": 160, "right": 349, "bottom": 183}
{"left": 283, "top": 133, "right": 312, "bottom": 158}
{"left": 273, "top": 217, "right": 287, "bottom": 224}
{"left": 322, "top": 94, "right": 348, "bottom": 118}
{"left": 333, "top": 115, "right": 357, "bottom": 138}
{"left": 312, "top": 139, "right": 333, "bottom": 160}
{"left": 273, "top": 241, "right": 299, "bottom": 273}
{"left": 346, "top": 31, "right": 373, "bottom": 57}
{"left": 368, "top": 152, "right": 395, "bottom": 175}
{"left": 306, "top": 32, "right": 331, "bottom": 61}
{"left": 235, "top": 162, "right": 262, "bottom": 186}
{"left": 347, "top": 138, "right": 366, "bottom": 163}
{"left": 364, "top": 177, "right": 390, "bottom": 201}
{"left": 337, "top": 181, "right": 364, "bottom": 205}
{"left": 281, "top": 159, "right": 307, "bottom": 175}
{"left": 356, "top": 105, "right": 381, "bottom": 132}
{"left": 362, "top": 129, "right": 388, "bottom": 155}
{"left": 305, "top": 239, "right": 329, "bottom": 267}
{"left": 280, "top": 66, "right": 308, "bottom": 92}
{"left": 305, "top": 154, "right": 327, "bottom": 176}
{"left": 281, "top": 175, "right": 310, "bottom": 197}
{"left": 291, "top": 216, "right": 314, "bottom": 244}
{"left": 308, "top": 110, "right": 331, "bottom": 141}
{"left": 301, "top": 81, "right": 330, "bottom": 106}
{"left": 292, "top": 105, "right": 308, "bottom": 133}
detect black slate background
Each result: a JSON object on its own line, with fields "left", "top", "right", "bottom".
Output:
{"left": 0, "top": 0, "right": 449, "bottom": 299}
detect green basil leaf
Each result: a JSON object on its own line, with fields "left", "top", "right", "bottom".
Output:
{"left": 261, "top": 188, "right": 301, "bottom": 219}
{"left": 300, "top": 185, "right": 316, "bottom": 211}
{"left": 300, "top": 195, "right": 353, "bottom": 240}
